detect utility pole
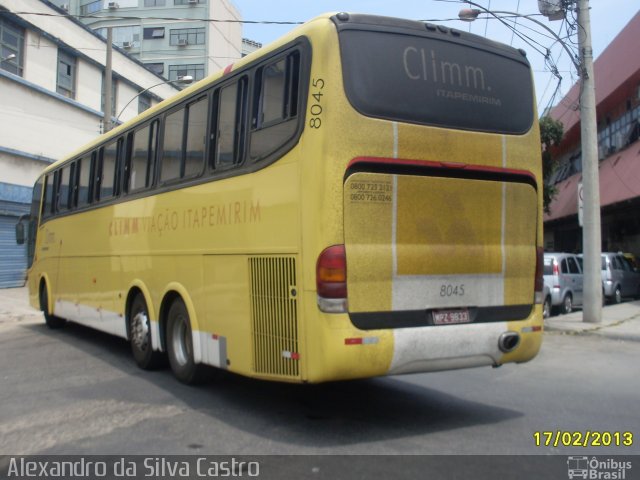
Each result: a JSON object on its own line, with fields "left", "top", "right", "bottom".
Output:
{"left": 104, "top": 27, "right": 113, "bottom": 133}
{"left": 576, "top": 0, "right": 602, "bottom": 323}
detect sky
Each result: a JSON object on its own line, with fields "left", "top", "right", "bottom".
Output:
{"left": 230, "top": 0, "right": 639, "bottom": 114}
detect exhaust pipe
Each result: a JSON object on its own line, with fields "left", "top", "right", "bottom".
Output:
{"left": 498, "top": 331, "right": 520, "bottom": 353}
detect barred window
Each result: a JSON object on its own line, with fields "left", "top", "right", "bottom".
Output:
{"left": 56, "top": 50, "right": 76, "bottom": 99}
{"left": 0, "top": 18, "right": 25, "bottom": 76}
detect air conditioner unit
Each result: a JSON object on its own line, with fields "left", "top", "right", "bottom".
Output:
{"left": 188, "top": 0, "right": 198, "bottom": 4}
{"left": 177, "top": 38, "right": 188, "bottom": 46}
{"left": 122, "top": 41, "right": 132, "bottom": 49}
{"left": 108, "top": 2, "right": 119, "bottom": 9}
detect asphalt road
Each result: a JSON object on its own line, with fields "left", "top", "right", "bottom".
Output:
{"left": 1, "top": 315, "right": 638, "bottom": 459}
{"left": 1, "top": 283, "right": 638, "bottom": 479}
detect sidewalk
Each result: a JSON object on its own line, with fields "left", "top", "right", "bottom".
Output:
{"left": 0, "top": 286, "right": 42, "bottom": 324}
{"left": 544, "top": 299, "right": 640, "bottom": 342}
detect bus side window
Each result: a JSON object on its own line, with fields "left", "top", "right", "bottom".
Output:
{"left": 42, "top": 174, "right": 54, "bottom": 218}
{"left": 161, "top": 107, "right": 185, "bottom": 183}
{"left": 129, "top": 122, "right": 157, "bottom": 192}
{"left": 249, "top": 51, "right": 300, "bottom": 162}
{"left": 27, "top": 177, "right": 43, "bottom": 267}
{"left": 215, "top": 76, "right": 247, "bottom": 169}
{"left": 55, "top": 166, "right": 72, "bottom": 213}
{"left": 100, "top": 138, "right": 121, "bottom": 200}
{"left": 184, "top": 95, "right": 208, "bottom": 178}
{"left": 77, "top": 155, "right": 92, "bottom": 207}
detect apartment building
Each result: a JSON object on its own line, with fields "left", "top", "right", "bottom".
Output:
{"left": 0, "top": 0, "right": 180, "bottom": 287}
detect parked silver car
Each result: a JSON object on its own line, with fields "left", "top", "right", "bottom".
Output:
{"left": 600, "top": 252, "right": 640, "bottom": 303}
{"left": 543, "top": 253, "right": 584, "bottom": 315}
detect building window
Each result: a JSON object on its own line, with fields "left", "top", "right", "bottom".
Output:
{"left": 56, "top": 50, "right": 76, "bottom": 99}
{"left": 169, "top": 28, "right": 205, "bottom": 46}
{"left": 80, "top": 0, "right": 102, "bottom": 16}
{"left": 0, "top": 18, "right": 25, "bottom": 76}
{"left": 168, "top": 64, "right": 204, "bottom": 82}
{"left": 144, "top": 62, "right": 165, "bottom": 75}
{"left": 143, "top": 27, "right": 165, "bottom": 39}
{"left": 139, "top": 93, "right": 151, "bottom": 114}
{"left": 96, "top": 26, "right": 140, "bottom": 48}
{"left": 144, "top": 0, "right": 166, "bottom": 6}
{"left": 174, "top": 0, "right": 205, "bottom": 4}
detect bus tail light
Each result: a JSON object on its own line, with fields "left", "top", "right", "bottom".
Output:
{"left": 534, "top": 246, "right": 544, "bottom": 304}
{"left": 316, "top": 245, "right": 348, "bottom": 313}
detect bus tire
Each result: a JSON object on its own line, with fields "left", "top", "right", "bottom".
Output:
{"left": 166, "top": 298, "right": 206, "bottom": 384}
{"left": 129, "top": 294, "right": 164, "bottom": 370}
{"left": 40, "top": 282, "right": 66, "bottom": 329}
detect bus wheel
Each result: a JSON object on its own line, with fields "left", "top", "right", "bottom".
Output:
{"left": 130, "top": 294, "right": 164, "bottom": 370}
{"left": 40, "top": 282, "right": 66, "bottom": 329}
{"left": 166, "top": 298, "right": 206, "bottom": 384}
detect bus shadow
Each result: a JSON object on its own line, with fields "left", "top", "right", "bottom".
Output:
{"left": 27, "top": 322, "right": 523, "bottom": 449}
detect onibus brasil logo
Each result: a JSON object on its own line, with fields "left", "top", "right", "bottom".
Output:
{"left": 567, "top": 457, "right": 632, "bottom": 479}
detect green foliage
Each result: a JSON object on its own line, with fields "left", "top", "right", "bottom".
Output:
{"left": 540, "top": 116, "right": 564, "bottom": 214}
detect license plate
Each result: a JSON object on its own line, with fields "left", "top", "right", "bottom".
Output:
{"left": 432, "top": 309, "right": 471, "bottom": 325}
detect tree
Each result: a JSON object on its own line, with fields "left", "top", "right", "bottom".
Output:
{"left": 540, "top": 116, "right": 564, "bottom": 214}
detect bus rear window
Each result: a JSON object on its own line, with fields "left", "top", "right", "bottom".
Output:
{"left": 338, "top": 29, "right": 534, "bottom": 134}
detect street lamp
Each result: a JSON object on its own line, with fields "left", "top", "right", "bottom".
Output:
{"left": 114, "top": 75, "right": 194, "bottom": 123}
{"left": 458, "top": 0, "right": 602, "bottom": 323}
{"left": 458, "top": 7, "right": 579, "bottom": 71}
{"left": 1, "top": 53, "right": 16, "bottom": 63}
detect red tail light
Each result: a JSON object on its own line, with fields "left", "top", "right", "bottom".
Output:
{"left": 316, "top": 245, "right": 347, "bottom": 299}
{"left": 534, "top": 247, "right": 544, "bottom": 303}
{"left": 316, "top": 245, "right": 348, "bottom": 313}
{"left": 552, "top": 260, "right": 559, "bottom": 277}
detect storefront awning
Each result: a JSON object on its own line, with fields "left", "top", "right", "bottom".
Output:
{"left": 545, "top": 140, "right": 640, "bottom": 222}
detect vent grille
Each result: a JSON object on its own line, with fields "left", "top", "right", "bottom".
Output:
{"left": 249, "top": 256, "right": 299, "bottom": 378}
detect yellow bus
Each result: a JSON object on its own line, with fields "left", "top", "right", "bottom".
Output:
{"left": 19, "top": 13, "right": 544, "bottom": 384}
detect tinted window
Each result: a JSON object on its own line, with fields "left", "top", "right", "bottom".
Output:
{"left": 57, "top": 164, "right": 71, "bottom": 212}
{"left": 543, "top": 257, "right": 553, "bottom": 275}
{"left": 27, "top": 177, "right": 43, "bottom": 267}
{"left": 214, "top": 78, "right": 248, "bottom": 169}
{"left": 619, "top": 256, "right": 632, "bottom": 271}
{"left": 77, "top": 155, "right": 92, "bottom": 206}
{"left": 612, "top": 256, "right": 622, "bottom": 270}
{"left": 43, "top": 174, "right": 54, "bottom": 217}
{"left": 184, "top": 96, "right": 207, "bottom": 177}
{"left": 100, "top": 139, "right": 120, "bottom": 200}
{"left": 567, "top": 257, "right": 580, "bottom": 274}
{"left": 217, "top": 82, "right": 240, "bottom": 168}
{"left": 161, "top": 107, "right": 185, "bottom": 182}
{"left": 130, "top": 122, "right": 157, "bottom": 191}
{"left": 602, "top": 257, "right": 607, "bottom": 270}
{"left": 560, "top": 259, "right": 568, "bottom": 274}
{"left": 249, "top": 52, "right": 300, "bottom": 162}
{"left": 338, "top": 29, "right": 533, "bottom": 133}
{"left": 261, "top": 58, "right": 287, "bottom": 124}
